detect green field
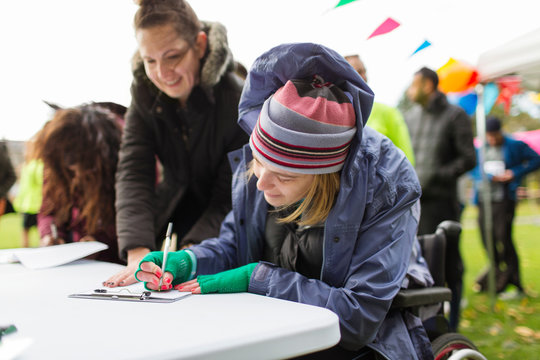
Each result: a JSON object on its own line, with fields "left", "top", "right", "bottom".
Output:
{"left": 0, "top": 214, "right": 41, "bottom": 248}
{"left": 459, "top": 201, "right": 540, "bottom": 359}
{"left": 1, "top": 201, "right": 539, "bottom": 358}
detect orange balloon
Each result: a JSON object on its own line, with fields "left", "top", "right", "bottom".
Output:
{"left": 437, "top": 58, "right": 478, "bottom": 93}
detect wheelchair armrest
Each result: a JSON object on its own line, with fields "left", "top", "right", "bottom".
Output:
{"left": 436, "top": 220, "right": 461, "bottom": 239}
{"left": 391, "top": 287, "right": 452, "bottom": 309}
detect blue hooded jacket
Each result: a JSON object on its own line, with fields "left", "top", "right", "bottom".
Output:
{"left": 189, "top": 43, "right": 433, "bottom": 359}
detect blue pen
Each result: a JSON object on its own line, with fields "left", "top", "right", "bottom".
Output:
{"left": 158, "top": 222, "right": 173, "bottom": 290}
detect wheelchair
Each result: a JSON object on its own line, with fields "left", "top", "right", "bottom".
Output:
{"left": 391, "top": 221, "right": 487, "bottom": 360}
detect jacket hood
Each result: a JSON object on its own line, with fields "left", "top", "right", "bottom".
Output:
{"left": 131, "top": 21, "right": 235, "bottom": 101}
{"left": 198, "top": 21, "right": 235, "bottom": 97}
{"left": 238, "top": 43, "right": 374, "bottom": 144}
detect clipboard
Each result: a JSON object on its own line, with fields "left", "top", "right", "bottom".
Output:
{"left": 69, "top": 283, "right": 191, "bottom": 303}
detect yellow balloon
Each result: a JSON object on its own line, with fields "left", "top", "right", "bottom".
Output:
{"left": 437, "top": 58, "right": 478, "bottom": 93}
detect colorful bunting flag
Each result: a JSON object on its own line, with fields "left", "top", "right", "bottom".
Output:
{"left": 458, "top": 93, "right": 478, "bottom": 116}
{"left": 334, "top": 0, "right": 360, "bottom": 8}
{"left": 447, "top": 83, "right": 499, "bottom": 116}
{"left": 448, "top": 91, "right": 477, "bottom": 116}
{"left": 410, "top": 40, "right": 431, "bottom": 57}
{"left": 367, "top": 17, "right": 400, "bottom": 39}
{"left": 496, "top": 76, "right": 521, "bottom": 114}
{"left": 483, "top": 82, "right": 499, "bottom": 114}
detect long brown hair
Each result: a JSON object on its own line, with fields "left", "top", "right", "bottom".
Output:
{"left": 247, "top": 160, "right": 341, "bottom": 226}
{"left": 35, "top": 104, "right": 122, "bottom": 234}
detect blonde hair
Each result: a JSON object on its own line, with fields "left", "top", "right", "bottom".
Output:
{"left": 247, "top": 160, "right": 340, "bottom": 226}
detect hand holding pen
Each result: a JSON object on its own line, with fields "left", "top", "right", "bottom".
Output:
{"left": 158, "top": 222, "right": 173, "bottom": 291}
{"left": 135, "top": 222, "right": 195, "bottom": 291}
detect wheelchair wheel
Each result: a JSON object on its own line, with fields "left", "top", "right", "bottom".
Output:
{"left": 431, "top": 333, "right": 484, "bottom": 360}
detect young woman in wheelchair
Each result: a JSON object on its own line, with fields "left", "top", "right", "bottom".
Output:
{"left": 134, "top": 43, "right": 434, "bottom": 359}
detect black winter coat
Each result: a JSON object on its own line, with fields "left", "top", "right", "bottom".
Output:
{"left": 115, "top": 22, "right": 248, "bottom": 259}
{"left": 404, "top": 91, "right": 476, "bottom": 201}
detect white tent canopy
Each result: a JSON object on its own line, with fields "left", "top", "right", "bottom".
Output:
{"left": 477, "top": 27, "right": 540, "bottom": 91}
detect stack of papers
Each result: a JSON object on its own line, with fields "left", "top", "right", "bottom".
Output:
{"left": 0, "top": 241, "right": 108, "bottom": 269}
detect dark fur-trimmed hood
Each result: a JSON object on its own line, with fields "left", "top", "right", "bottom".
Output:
{"left": 131, "top": 21, "right": 235, "bottom": 102}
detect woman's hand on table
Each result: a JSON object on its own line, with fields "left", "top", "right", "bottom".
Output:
{"left": 103, "top": 247, "right": 150, "bottom": 287}
{"left": 175, "top": 279, "right": 202, "bottom": 294}
{"left": 40, "top": 235, "right": 65, "bottom": 247}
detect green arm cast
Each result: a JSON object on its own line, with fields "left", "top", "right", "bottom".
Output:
{"left": 197, "top": 263, "right": 258, "bottom": 294}
{"left": 135, "top": 250, "right": 193, "bottom": 288}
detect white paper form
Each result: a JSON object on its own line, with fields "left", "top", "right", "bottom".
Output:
{"left": 70, "top": 282, "right": 191, "bottom": 303}
{"left": 0, "top": 241, "right": 108, "bottom": 269}
{"left": 0, "top": 337, "right": 34, "bottom": 360}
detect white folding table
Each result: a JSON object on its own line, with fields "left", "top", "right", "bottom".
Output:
{"left": 0, "top": 260, "right": 340, "bottom": 359}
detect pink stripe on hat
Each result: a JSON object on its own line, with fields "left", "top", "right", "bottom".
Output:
{"left": 273, "top": 80, "right": 356, "bottom": 128}
{"left": 253, "top": 124, "right": 349, "bottom": 163}
{"left": 251, "top": 139, "right": 346, "bottom": 170}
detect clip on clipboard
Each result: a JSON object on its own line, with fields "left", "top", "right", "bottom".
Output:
{"left": 69, "top": 283, "right": 191, "bottom": 303}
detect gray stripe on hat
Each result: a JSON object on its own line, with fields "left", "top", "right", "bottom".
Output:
{"left": 259, "top": 100, "right": 356, "bottom": 149}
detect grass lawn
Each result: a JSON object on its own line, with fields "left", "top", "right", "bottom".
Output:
{"left": 459, "top": 201, "right": 540, "bottom": 359}
{"left": 1, "top": 201, "right": 539, "bottom": 358}
{"left": 0, "top": 213, "right": 40, "bottom": 248}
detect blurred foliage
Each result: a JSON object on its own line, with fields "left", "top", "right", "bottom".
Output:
{"left": 485, "top": 103, "right": 540, "bottom": 133}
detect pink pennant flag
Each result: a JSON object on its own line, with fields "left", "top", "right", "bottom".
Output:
{"left": 367, "top": 17, "right": 400, "bottom": 39}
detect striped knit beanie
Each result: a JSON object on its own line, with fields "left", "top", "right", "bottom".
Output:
{"left": 249, "top": 77, "right": 357, "bottom": 174}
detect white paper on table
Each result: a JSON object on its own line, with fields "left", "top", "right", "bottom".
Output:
{"left": 0, "top": 248, "right": 33, "bottom": 264}
{"left": 0, "top": 337, "right": 34, "bottom": 360}
{"left": 70, "top": 282, "right": 191, "bottom": 302}
{"left": 0, "top": 241, "right": 108, "bottom": 269}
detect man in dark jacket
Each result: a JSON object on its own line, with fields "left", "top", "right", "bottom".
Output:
{"left": 104, "top": 0, "right": 248, "bottom": 288}
{"left": 404, "top": 67, "right": 476, "bottom": 331}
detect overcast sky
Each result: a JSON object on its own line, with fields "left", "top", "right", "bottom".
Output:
{"left": 2, "top": 0, "right": 539, "bottom": 140}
